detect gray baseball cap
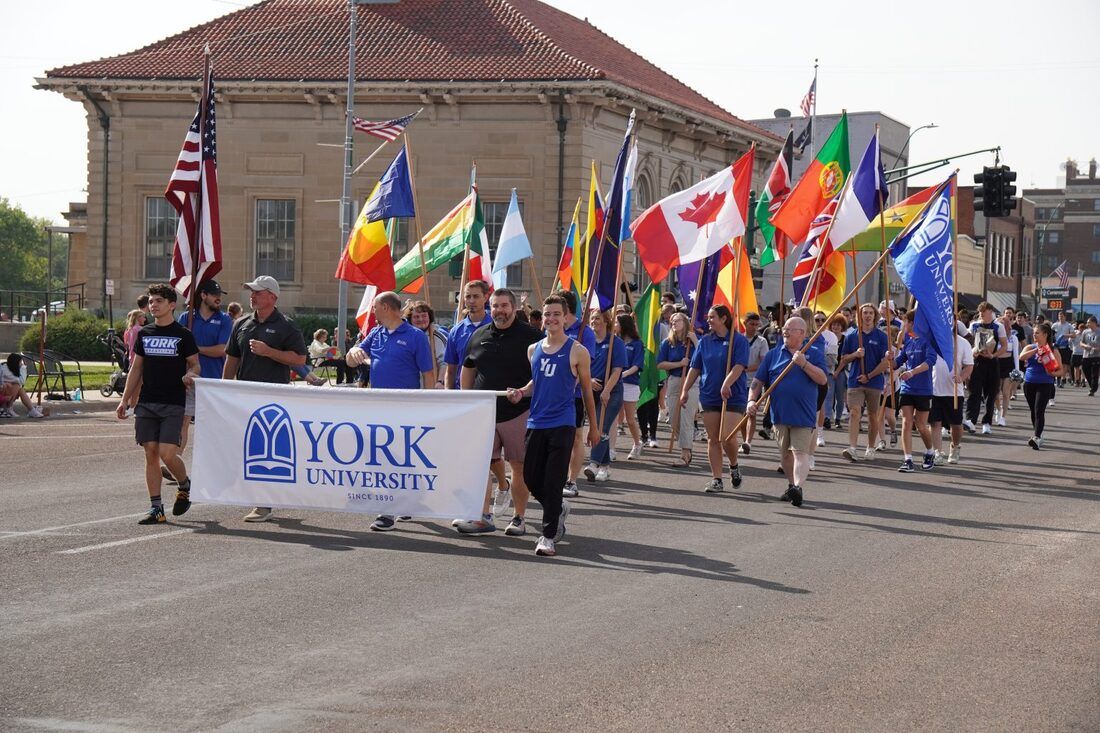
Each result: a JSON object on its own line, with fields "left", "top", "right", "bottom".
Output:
{"left": 243, "top": 275, "right": 280, "bottom": 297}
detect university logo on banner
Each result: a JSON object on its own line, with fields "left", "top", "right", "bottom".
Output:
{"left": 192, "top": 380, "right": 496, "bottom": 520}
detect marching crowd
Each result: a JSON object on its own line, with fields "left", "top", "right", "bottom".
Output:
{"left": 108, "top": 275, "right": 1100, "bottom": 558}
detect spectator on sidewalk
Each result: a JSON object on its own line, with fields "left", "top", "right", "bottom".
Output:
{"left": 1, "top": 353, "right": 45, "bottom": 418}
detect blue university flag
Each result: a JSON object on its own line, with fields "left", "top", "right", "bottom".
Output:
{"left": 589, "top": 111, "right": 636, "bottom": 311}
{"left": 364, "top": 147, "right": 415, "bottom": 222}
{"left": 889, "top": 175, "right": 956, "bottom": 362}
{"left": 492, "top": 189, "right": 533, "bottom": 288}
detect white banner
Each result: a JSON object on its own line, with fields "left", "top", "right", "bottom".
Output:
{"left": 191, "top": 379, "right": 496, "bottom": 520}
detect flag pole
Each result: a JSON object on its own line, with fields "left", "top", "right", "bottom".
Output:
{"left": 778, "top": 237, "right": 788, "bottom": 326}
{"left": 402, "top": 133, "right": 432, "bottom": 307}
{"left": 668, "top": 255, "right": 708, "bottom": 452}
{"left": 851, "top": 250, "right": 865, "bottom": 376}
{"left": 453, "top": 163, "right": 476, "bottom": 325}
{"left": 186, "top": 47, "right": 211, "bottom": 334}
{"left": 800, "top": 158, "right": 854, "bottom": 309}
{"left": 878, "top": 187, "right": 896, "bottom": 405}
{"left": 526, "top": 258, "right": 545, "bottom": 304}
{"left": 809, "top": 58, "right": 819, "bottom": 160}
{"left": 719, "top": 240, "right": 744, "bottom": 442}
{"left": 351, "top": 139, "right": 390, "bottom": 176}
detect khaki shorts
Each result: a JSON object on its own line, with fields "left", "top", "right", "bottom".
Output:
{"left": 775, "top": 425, "right": 813, "bottom": 453}
{"left": 493, "top": 410, "right": 529, "bottom": 462}
{"left": 846, "top": 386, "right": 882, "bottom": 411}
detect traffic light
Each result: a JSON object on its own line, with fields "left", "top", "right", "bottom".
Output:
{"left": 974, "top": 166, "right": 994, "bottom": 215}
{"left": 1000, "top": 166, "right": 1017, "bottom": 214}
{"left": 973, "top": 165, "right": 1017, "bottom": 217}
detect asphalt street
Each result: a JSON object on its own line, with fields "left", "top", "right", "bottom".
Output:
{"left": 1, "top": 387, "right": 1098, "bottom": 732}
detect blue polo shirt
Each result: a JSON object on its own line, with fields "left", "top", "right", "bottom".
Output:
{"left": 754, "top": 343, "right": 827, "bottom": 428}
{"left": 443, "top": 312, "right": 492, "bottom": 388}
{"left": 592, "top": 335, "right": 628, "bottom": 396}
{"left": 841, "top": 327, "right": 889, "bottom": 390}
{"left": 178, "top": 308, "right": 234, "bottom": 380}
{"left": 565, "top": 318, "right": 597, "bottom": 397}
{"left": 657, "top": 340, "right": 689, "bottom": 378}
{"left": 894, "top": 334, "right": 937, "bottom": 396}
{"left": 623, "top": 339, "right": 645, "bottom": 385}
{"left": 690, "top": 331, "right": 749, "bottom": 409}
{"left": 359, "top": 321, "right": 433, "bottom": 389}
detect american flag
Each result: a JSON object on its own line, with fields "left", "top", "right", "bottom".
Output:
{"left": 800, "top": 79, "right": 816, "bottom": 117}
{"left": 1052, "top": 259, "right": 1069, "bottom": 288}
{"left": 351, "top": 111, "right": 418, "bottom": 142}
{"left": 166, "top": 71, "right": 221, "bottom": 300}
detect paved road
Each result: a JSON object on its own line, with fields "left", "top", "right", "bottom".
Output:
{"left": 2, "top": 387, "right": 1098, "bottom": 732}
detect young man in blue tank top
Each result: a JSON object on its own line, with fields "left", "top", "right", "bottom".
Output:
{"left": 506, "top": 294, "right": 599, "bottom": 557}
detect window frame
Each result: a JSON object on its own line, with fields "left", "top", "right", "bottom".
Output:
{"left": 249, "top": 192, "right": 303, "bottom": 284}
{"left": 142, "top": 195, "right": 180, "bottom": 281}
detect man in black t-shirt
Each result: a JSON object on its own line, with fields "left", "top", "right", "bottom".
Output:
{"left": 453, "top": 288, "right": 542, "bottom": 536}
{"left": 116, "top": 284, "right": 200, "bottom": 525}
{"left": 223, "top": 276, "right": 308, "bottom": 523}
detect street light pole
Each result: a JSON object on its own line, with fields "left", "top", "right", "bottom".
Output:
{"left": 890, "top": 123, "right": 937, "bottom": 170}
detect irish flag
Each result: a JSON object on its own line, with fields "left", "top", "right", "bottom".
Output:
{"left": 394, "top": 190, "right": 487, "bottom": 292}
{"left": 771, "top": 113, "right": 850, "bottom": 246}
{"left": 632, "top": 149, "right": 753, "bottom": 283}
{"left": 335, "top": 182, "right": 396, "bottom": 290}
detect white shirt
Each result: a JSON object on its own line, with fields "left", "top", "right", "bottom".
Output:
{"left": 932, "top": 334, "right": 976, "bottom": 397}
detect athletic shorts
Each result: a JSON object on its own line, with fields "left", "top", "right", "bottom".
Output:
{"left": 846, "top": 387, "right": 881, "bottom": 411}
{"left": 1071, "top": 354, "right": 1083, "bottom": 368}
{"left": 930, "top": 396, "right": 963, "bottom": 426}
{"left": 1060, "top": 348, "right": 1073, "bottom": 366}
{"left": 134, "top": 402, "right": 185, "bottom": 446}
{"left": 775, "top": 425, "right": 813, "bottom": 453}
{"left": 492, "top": 410, "right": 529, "bottom": 462}
{"left": 816, "top": 383, "right": 828, "bottom": 409}
{"left": 880, "top": 390, "right": 899, "bottom": 410}
{"left": 622, "top": 383, "right": 641, "bottom": 402}
{"left": 574, "top": 398, "right": 586, "bottom": 428}
{"left": 998, "top": 357, "right": 1014, "bottom": 379}
{"left": 898, "top": 393, "right": 931, "bottom": 412}
{"left": 700, "top": 402, "right": 746, "bottom": 414}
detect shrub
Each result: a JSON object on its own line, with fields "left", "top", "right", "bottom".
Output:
{"left": 18, "top": 309, "right": 112, "bottom": 361}
{"left": 289, "top": 310, "right": 357, "bottom": 346}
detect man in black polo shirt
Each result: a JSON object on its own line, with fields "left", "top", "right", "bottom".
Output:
{"left": 453, "top": 288, "right": 543, "bottom": 536}
{"left": 223, "top": 276, "right": 308, "bottom": 522}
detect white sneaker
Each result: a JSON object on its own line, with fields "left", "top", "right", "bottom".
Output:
{"left": 1049, "top": 398, "right": 1056, "bottom": 406}
{"left": 933, "top": 451, "right": 947, "bottom": 466}
{"left": 941, "top": 427, "right": 950, "bottom": 438}
{"left": 995, "top": 415, "right": 1006, "bottom": 427}
{"left": 583, "top": 462, "right": 597, "bottom": 481}
{"left": 646, "top": 438, "right": 659, "bottom": 448}
{"left": 981, "top": 424, "right": 992, "bottom": 435}
{"left": 659, "top": 410, "right": 669, "bottom": 423}
{"left": 962, "top": 419, "right": 976, "bottom": 433}
{"left": 595, "top": 467, "right": 610, "bottom": 482}
{"left": 27, "top": 406, "right": 45, "bottom": 419}
{"left": 535, "top": 536, "right": 556, "bottom": 557}
{"left": 815, "top": 432, "right": 826, "bottom": 448}
{"left": 863, "top": 448, "right": 876, "bottom": 461}
{"left": 243, "top": 507, "right": 272, "bottom": 522}
{"left": 627, "top": 444, "right": 642, "bottom": 460}
{"left": 609, "top": 448, "right": 618, "bottom": 462}
{"left": 947, "top": 445, "right": 960, "bottom": 464}
{"left": 492, "top": 487, "right": 512, "bottom": 516}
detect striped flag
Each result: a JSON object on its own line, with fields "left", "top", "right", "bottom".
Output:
{"left": 1052, "top": 260, "right": 1069, "bottom": 288}
{"left": 756, "top": 130, "right": 795, "bottom": 266}
{"left": 351, "top": 112, "right": 418, "bottom": 142}
{"left": 800, "top": 79, "right": 816, "bottom": 117}
{"left": 166, "top": 71, "right": 221, "bottom": 300}
{"left": 791, "top": 198, "right": 845, "bottom": 312}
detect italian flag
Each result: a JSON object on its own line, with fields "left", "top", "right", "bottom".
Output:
{"left": 756, "top": 130, "right": 794, "bottom": 267}
{"left": 771, "top": 113, "right": 850, "bottom": 246}
{"left": 394, "top": 190, "right": 489, "bottom": 293}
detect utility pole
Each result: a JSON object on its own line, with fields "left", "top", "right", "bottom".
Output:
{"left": 337, "top": 0, "right": 358, "bottom": 354}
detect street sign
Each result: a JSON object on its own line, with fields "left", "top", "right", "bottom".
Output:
{"left": 105, "top": 279, "right": 115, "bottom": 296}
{"left": 1042, "top": 287, "right": 1070, "bottom": 298}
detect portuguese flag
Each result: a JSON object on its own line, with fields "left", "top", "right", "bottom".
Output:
{"left": 394, "top": 190, "right": 486, "bottom": 293}
{"left": 756, "top": 129, "right": 794, "bottom": 267}
{"left": 634, "top": 283, "right": 662, "bottom": 407}
{"left": 837, "top": 182, "right": 941, "bottom": 252}
{"left": 771, "top": 113, "right": 850, "bottom": 246}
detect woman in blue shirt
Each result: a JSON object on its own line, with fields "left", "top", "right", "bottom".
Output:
{"left": 584, "top": 309, "right": 627, "bottom": 482}
{"left": 658, "top": 312, "right": 698, "bottom": 467}
{"left": 1019, "top": 322, "right": 1064, "bottom": 449}
{"left": 893, "top": 309, "right": 938, "bottom": 473}
{"left": 680, "top": 305, "right": 749, "bottom": 493}
{"left": 614, "top": 314, "right": 646, "bottom": 460}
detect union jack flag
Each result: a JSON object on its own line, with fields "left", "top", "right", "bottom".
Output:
{"left": 351, "top": 111, "right": 418, "bottom": 141}
{"left": 800, "top": 79, "right": 816, "bottom": 117}
{"left": 792, "top": 197, "right": 839, "bottom": 306}
{"left": 166, "top": 71, "right": 221, "bottom": 301}
{"left": 1052, "top": 259, "right": 1069, "bottom": 288}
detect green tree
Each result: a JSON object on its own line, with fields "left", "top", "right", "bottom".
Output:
{"left": 0, "top": 197, "right": 55, "bottom": 293}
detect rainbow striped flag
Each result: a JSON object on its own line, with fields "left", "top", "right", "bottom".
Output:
{"left": 394, "top": 190, "right": 485, "bottom": 293}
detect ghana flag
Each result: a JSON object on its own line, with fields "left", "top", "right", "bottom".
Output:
{"left": 837, "top": 183, "right": 944, "bottom": 251}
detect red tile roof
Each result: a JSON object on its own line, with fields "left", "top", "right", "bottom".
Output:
{"left": 45, "top": 0, "right": 766, "bottom": 135}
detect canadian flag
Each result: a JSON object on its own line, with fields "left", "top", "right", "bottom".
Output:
{"left": 632, "top": 149, "right": 753, "bottom": 283}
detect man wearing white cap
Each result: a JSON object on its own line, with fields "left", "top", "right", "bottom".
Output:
{"left": 878, "top": 300, "right": 902, "bottom": 334}
{"left": 223, "top": 276, "right": 308, "bottom": 523}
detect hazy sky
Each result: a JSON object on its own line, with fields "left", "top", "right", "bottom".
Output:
{"left": 3, "top": 0, "right": 1097, "bottom": 223}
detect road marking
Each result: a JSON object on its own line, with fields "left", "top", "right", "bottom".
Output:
{"left": 0, "top": 432, "right": 132, "bottom": 440}
{"left": 0, "top": 514, "right": 145, "bottom": 540}
{"left": 56, "top": 529, "right": 192, "bottom": 555}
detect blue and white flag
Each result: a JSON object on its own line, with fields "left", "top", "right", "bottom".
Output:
{"left": 828, "top": 131, "right": 889, "bottom": 250}
{"left": 492, "top": 188, "right": 533, "bottom": 288}
{"left": 618, "top": 141, "right": 639, "bottom": 242}
{"left": 890, "top": 175, "right": 956, "bottom": 363}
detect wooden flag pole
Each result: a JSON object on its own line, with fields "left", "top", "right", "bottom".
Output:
{"left": 778, "top": 237, "right": 788, "bottom": 325}
{"left": 667, "top": 257, "right": 708, "bottom": 452}
{"left": 852, "top": 250, "right": 866, "bottom": 376}
{"left": 402, "top": 134, "right": 431, "bottom": 307}
{"left": 452, "top": 163, "right": 476, "bottom": 326}
{"left": 351, "top": 139, "right": 390, "bottom": 176}
{"left": 718, "top": 241, "right": 745, "bottom": 442}
{"left": 951, "top": 181, "right": 960, "bottom": 409}
{"left": 527, "top": 258, "right": 545, "bottom": 304}
{"left": 799, "top": 169, "right": 855, "bottom": 310}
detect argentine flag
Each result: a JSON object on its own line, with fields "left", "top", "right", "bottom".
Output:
{"left": 492, "top": 188, "right": 532, "bottom": 289}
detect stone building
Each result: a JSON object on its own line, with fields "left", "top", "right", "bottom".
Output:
{"left": 37, "top": 0, "right": 779, "bottom": 318}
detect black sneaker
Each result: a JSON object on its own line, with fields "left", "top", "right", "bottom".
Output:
{"left": 920, "top": 453, "right": 935, "bottom": 471}
{"left": 370, "top": 515, "right": 396, "bottom": 531}
{"left": 730, "top": 464, "right": 743, "bottom": 488}
{"left": 138, "top": 505, "right": 166, "bottom": 524}
{"left": 898, "top": 458, "right": 915, "bottom": 473}
{"left": 823, "top": 418, "right": 832, "bottom": 430}
{"left": 788, "top": 485, "right": 803, "bottom": 507}
{"left": 779, "top": 485, "right": 794, "bottom": 502}
{"left": 171, "top": 489, "right": 191, "bottom": 516}
{"left": 758, "top": 428, "right": 771, "bottom": 441}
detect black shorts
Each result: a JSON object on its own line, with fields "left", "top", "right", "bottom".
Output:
{"left": 574, "top": 397, "right": 586, "bottom": 428}
{"left": 898, "top": 393, "right": 931, "bottom": 412}
{"left": 1060, "top": 348, "right": 1073, "bottom": 366}
{"left": 700, "top": 402, "right": 746, "bottom": 414}
{"left": 816, "top": 383, "right": 828, "bottom": 409}
{"left": 1071, "top": 354, "right": 1083, "bottom": 368}
{"left": 998, "top": 357, "right": 1014, "bottom": 379}
{"left": 880, "top": 390, "right": 899, "bottom": 410}
{"left": 930, "top": 395, "right": 963, "bottom": 426}
{"left": 134, "top": 402, "right": 185, "bottom": 446}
